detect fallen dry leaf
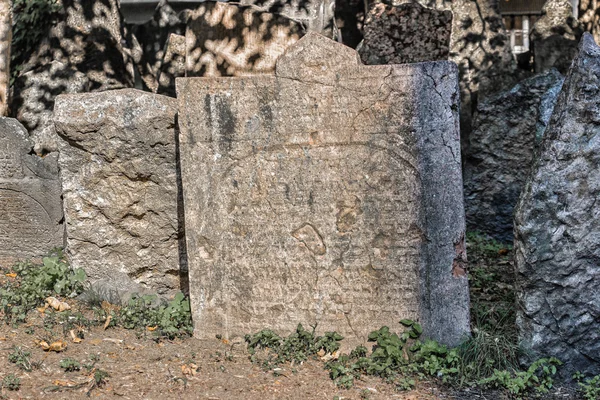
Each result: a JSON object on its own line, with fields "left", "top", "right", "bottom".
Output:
{"left": 90, "top": 339, "right": 102, "bottom": 345}
{"left": 5, "top": 272, "right": 17, "bottom": 278}
{"left": 181, "top": 363, "right": 198, "bottom": 376}
{"left": 69, "top": 330, "right": 83, "bottom": 343}
{"left": 39, "top": 340, "right": 67, "bottom": 352}
{"left": 45, "top": 296, "right": 71, "bottom": 312}
{"left": 103, "top": 315, "right": 112, "bottom": 330}
{"left": 0, "top": 337, "right": 6, "bottom": 341}
{"left": 147, "top": 326, "right": 158, "bottom": 331}
{"left": 52, "top": 379, "right": 79, "bottom": 387}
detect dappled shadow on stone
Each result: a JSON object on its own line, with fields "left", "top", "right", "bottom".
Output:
{"left": 185, "top": 2, "right": 303, "bottom": 77}
{"left": 11, "top": 0, "right": 137, "bottom": 154}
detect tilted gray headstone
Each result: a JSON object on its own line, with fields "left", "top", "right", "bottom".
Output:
{"left": 515, "top": 33, "right": 600, "bottom": 377}
{"left": 177, "top": 32, "right": 470, "bottom": 345}
{"left": 0, "top": 118, "right": 63, "bottom": 266}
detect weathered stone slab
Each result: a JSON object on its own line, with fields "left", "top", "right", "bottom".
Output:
{"left": 185, "top": 1, "right": 302, "bottom": 77}
{"left": 359, "top": 2, "right": 452, "bottom": 65}
{"left": 0, "top": 118, "right": 63, "bottom": 266}
{"left": 157, "top": 33, "right": 186, "bottom": 97}
{"left": 128, "top": 0, "right": 187, "bottom": 93}
{"left": 177, "top": 33, "right": 470, "bottom": 345}
{"left": 464, "top": 69, "right": 564, "bottom": 242}
{"left": 54, "top": 89, "right": 184, "bottom": 295}
{"left": 514, "top": 33, "right": 600, "bottom": 376}
{"left": 531, "top": 0, "right": 581, "bottom": 74}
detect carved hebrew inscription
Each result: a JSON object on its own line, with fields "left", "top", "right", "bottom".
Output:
{"left": 0, "top": 189, "right": 53, "bottom": 261}
{"left": 178, "top": 33, "right": 469, "bottom": 345}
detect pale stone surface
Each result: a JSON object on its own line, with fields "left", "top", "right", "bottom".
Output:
{"left": 128, "top": 0, "right": 186, "bottom": 93}
{"left": 360, "top": 2, "right": 452, "bottom": 65}
{"left": 531, "top": 0, "right": 581, "bottom": 74}
{"left": 185, "top": 2, "right": 302, "bottom": 77}
{"left": 157, "top": 33, "right": 186, "bottom": 97}
{"left": 54, "top": 89, "right": 185, "bottom": 295}
{"left": 515, "top": 33, "right": 600, "bottom": 376}
{"left": 0, "top": 118, "right": 63, "bottom": 266}
{"left": 237, "top": 0, "right": 336, "bottom": 35}
{"left": 178, "top": 33, "right": 470, "bottom": 345}
{"left": 464, "top": 69, "right": 564, "bottom": 242}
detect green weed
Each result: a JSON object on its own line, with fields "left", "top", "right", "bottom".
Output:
{"left": 575, "top": 373, "right": 600, "bottom": 400}
{"left": 0, "top": 250, "right": 86, "bottom": 324}
{"left": 59, "top": 358, "right": 81, "bottom": 372}
{"left": 1, "top": 374, "right": 20, "bottom": 391}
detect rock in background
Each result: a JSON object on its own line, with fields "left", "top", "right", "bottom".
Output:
{"left": 578, "top": 0, "right": 600, "bottom": 44}
{"left": 359, "top": 2, "right": 452, "bottom": 65}
{"left": 157, "top": 33, "right": 186, "bottom": 97}
{"left": 185, "top": 1, "right": 302, "bottom": 77}
{"left": 514, "top": 33, "right": 600, "bottom": 377}
{"left": 127, "top": 0, "right": 187, "bottom": 93}
{"left": 11, "top": 0, "right": 137, "bottom": 155}
{"left": 0, "top": 118, "right": 63, "bottom": 266}
{"left": 384, "top": 0, "right": 519, "bottom": 146}
{"left": 531, "top": 0, "right": 582, "bottom": 74}
{"left": 464, "top": 69, "right": 564, "bottom": 242}
{"left": 54, "top": 89, "right": 185, "bottom": 295}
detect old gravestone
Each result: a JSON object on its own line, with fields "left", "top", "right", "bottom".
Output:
{"left": 0, "top": 118, "right": 63, "bottom": 266}
{"left": 177, "top": 33, "right": 470, "bottom": 344}
{"left": 54, "top": 89, "right": 185, "bottom": 295}
{"left": 463, "top": 69, "right": 564, "bottom": 242}
{"left": 514, "top": 33, "right": 600, "bottom": 376}
{"left": 359, "top": 2, "right": 453, "bottom": 65}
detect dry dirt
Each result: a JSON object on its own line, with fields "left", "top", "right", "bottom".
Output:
{"left": 0, "top": 309, "right": 462, "bottom": 400}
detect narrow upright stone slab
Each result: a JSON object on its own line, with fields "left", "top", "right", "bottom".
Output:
{"left": 515, "top": 33, "right": 600, "bottom": 376}
{"left": 464, "top": 69, "right": 564, "bottom": 242}
{"left": 54, "top": 89, "right": 184, "bottom": 295}
{"left": 178, "top": 33, "right": 470, "bottom": 345}
{"left": 0, "top": 118, "right": 63, "bottom": 266}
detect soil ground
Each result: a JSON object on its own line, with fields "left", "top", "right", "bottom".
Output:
{"left": 0, "top": 238, "right": 585, "bottom": 400}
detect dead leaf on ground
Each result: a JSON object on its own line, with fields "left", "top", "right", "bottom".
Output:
{"left": 103, "top": 315, "right": 112, "bottom": 330}
{"left": 69, "top": 330, "right": 83, "bottom": 343}
{"left": 45, "top": 296, "right": 71, "bottom": 312}
{"left": 39, "top": 340, "right": 67, "bottom": 352}
{"left": 181, "top": 363, "right": 198, "bottom": 376}
{"left": 5, "top": 272, "right": 17, "bottom": 278}
{"left": 0, "top": 337, "right": 6, "bottom": 341}
{"left": 147, "top": 326, "right": 158, "bottom": 331}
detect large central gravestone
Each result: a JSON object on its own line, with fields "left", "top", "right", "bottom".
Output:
{"left": 177, "top": 33, "right": 470, "bottom": 345}
{"left": 0, "top": 118, "right": 63, "bottom": 266}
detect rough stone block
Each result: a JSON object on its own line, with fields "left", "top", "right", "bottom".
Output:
{"left": 177, "top": 33, "right": 470, "bottom": 345}
{"left": 464, "top": 69, "right": 564, "bottom": 242}
{"left": 185, "top": 1, "right": 302, "bottom": 77}
{"left": 54, "top": 89, "right": 184, "bottom": 295}
{"left": 359, "top": 2, "right": 452, "bottom": 65}
{"left": 515, "top": 33, "right": 600, "bottom": 376}
{"left": 0, "top": 118, "right": 63, "bottom": 266}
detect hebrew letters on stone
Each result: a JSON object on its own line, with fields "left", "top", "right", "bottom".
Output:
{"left": 177, "top": 33, "right": 470, "bottom": 346}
